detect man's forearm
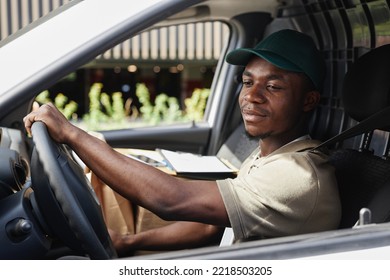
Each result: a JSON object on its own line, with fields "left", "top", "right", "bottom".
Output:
{"left": 116, "top": 221, "right": 224, "bottom": 255}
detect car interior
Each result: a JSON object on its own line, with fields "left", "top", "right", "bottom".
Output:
{"left": 0, "top": 0, "right": 390, "bottom": 260}
{"left": 316, "top": 44, "right": 390, "bottom": 229}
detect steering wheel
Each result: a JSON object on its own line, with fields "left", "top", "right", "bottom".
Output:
{"left": 30, "top": 121, "right": 117, "bottom": 259}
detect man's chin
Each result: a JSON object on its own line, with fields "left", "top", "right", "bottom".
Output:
{"left": 244, "top": 129, "right": 269, "bottom": 140}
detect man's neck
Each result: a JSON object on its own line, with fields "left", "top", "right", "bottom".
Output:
{"left": 259, "top": 134, "right": 310, "bottom": 157}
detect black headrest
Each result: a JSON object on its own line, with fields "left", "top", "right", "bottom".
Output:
{"left": 343, "top": 44, "right": 390, "bottom": 122}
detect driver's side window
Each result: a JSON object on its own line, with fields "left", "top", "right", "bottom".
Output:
{"left": 35, "top": 21, "right": 230, "bottom": 132}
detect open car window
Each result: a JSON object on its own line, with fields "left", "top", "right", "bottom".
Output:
{"left": 36, "top": 21, "right": 230, "bottom": 131}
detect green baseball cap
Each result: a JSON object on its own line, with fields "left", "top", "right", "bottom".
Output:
{"left": 226, "top": 29, "right": 326, "bottom": 91}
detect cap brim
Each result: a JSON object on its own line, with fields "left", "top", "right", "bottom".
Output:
{"left": 226, "top": 48, "right": 302, "bottom": 73}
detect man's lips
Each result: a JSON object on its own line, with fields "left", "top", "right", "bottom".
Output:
{"left": 241, "top": 107, "right": 269, "bottom": 122}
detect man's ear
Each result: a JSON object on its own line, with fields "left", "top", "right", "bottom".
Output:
{"left": 303, "top": 90, "right": 321, "bottom": 112}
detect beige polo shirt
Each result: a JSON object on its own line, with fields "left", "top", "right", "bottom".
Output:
{"left": 217, "top": 138, "right": 341, "bottom": 242}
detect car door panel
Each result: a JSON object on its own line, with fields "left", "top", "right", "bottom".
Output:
{"left": 101, "top": 122, "right": 211, "bottom": 154}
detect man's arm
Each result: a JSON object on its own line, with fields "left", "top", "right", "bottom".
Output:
{"left": 110, "top": 222, "right": 224, "bottom": 257}
{"left": 24, "top": 103, "right": 230, "bottom": 227}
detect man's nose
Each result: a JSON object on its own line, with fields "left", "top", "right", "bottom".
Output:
{"left": 244, "top": 86, "right": 266, "bottom": 104}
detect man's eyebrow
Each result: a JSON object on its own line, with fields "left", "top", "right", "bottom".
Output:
{"left": 266, "top": 74, "right": 285, "bottom": 81}
{"left": 242, "top": 70, "right": 252, "bottom": 77}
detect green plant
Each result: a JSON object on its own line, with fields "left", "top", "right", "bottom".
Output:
{"left": 135, "top": 83, "right": 154, "bottom": 122}
{"left": 135, "top": 83, "right": 209, "bottom": 125}
{"left": 35, "top": 90, "right": 51, "bottom": 104}
{"left": 82, "top": 83, "right": 128, "bottom": 130}
{"left": 150, "top": 93, "right": 183, "bottom": 125}
{"left": 82, "top": 83, "right": 108, "bottom": 130}
{"left": 112, "top": 92, "right": 126, "bottom": 122}
{"left": 184, "top": 88, "right": 210, "bottom": 121}
{"left": 136, "top": 84, "right": 183, "bottom": 125}
{"left": 37, "top": 82, "right": 210, "bottom": 130}
{"left": 35, "top": 90, "right": 78, "bottom": 120}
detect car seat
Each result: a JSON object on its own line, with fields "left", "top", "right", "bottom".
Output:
{"left": 216, "top": 122, "right": 259, "bottom": 169}
{"left": 314, "top": 44, "right": 390, "bottom": 228}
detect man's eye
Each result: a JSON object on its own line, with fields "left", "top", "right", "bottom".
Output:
{"left": 242, "top": 80, "right": 252, "bottom": 86}
{"left": 267, "top": 84, "right": 281, "bottom": 91}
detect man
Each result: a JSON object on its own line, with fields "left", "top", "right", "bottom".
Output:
{"left": 24, "top": 29, "right": 341, "bottom": 256}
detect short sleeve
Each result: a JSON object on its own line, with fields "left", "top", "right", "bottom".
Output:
{"left": 217, "top": 152, "right": 328, "bottom": 240}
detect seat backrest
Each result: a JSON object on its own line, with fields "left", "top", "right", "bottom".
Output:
{"left": 217, "top": 122, "right": 258, "bottom": 168}
{"left": 318, "top": 44, "right": 390, "bottom": 228}
{"left": 329, "top": 149, "right": 390, "bottom": 228}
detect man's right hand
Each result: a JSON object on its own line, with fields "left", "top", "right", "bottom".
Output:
{"left": 23, "top": 102, "right": 78, "bottom": 144}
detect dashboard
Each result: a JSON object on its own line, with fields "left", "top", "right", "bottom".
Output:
{"left": 0, "top": 127, "right": 30, "bottom": 199}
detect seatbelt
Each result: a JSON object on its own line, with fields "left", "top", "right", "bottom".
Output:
{"left": 313, "top": 106, "right": 390, "bottom": 150}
